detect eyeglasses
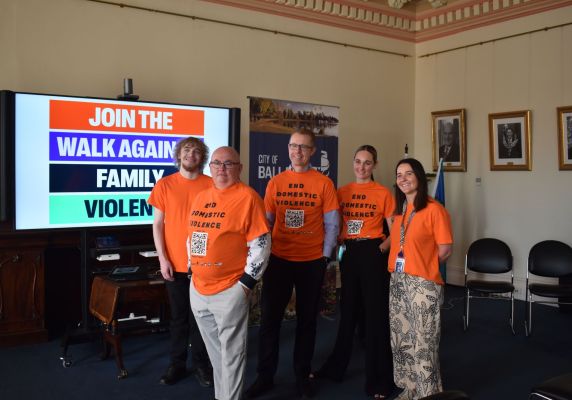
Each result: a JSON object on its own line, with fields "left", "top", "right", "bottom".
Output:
{"left": 288, "top": 143, "right": 313, "bottom": 151}
{"left": 209, "top": 160, "right": 240, "bottom": 169}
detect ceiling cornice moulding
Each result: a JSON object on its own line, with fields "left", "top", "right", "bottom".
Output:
{"left": 201, "top": 0, "right": 572, "bottom": 42}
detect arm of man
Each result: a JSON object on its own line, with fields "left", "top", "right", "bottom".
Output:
{"left": 336, "top": 212, "right": 344, "bottom": 245}
{"left": 323, "top": 210, "right": 340, "bottom": 260}
{"left": 152, "top": 208, "right": 175, "bottom": 281}
{"left": 438, "top": 244, "right": 453, "bottom": 263}
{"left": 239, "top": 232, "right": 272, "bottom": 295}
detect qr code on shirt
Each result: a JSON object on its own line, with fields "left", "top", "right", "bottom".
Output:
{"left": 285, "top": 209, "right": 304, "bottom": 229}
{"left": 346, "top": 220, "right": 364, "bottom": 236}
{"left": 190, "top": 232, "right": 208, "bottom": 256}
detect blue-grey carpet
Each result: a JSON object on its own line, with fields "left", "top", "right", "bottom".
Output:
{"left": 1, "top": 285, "right": 571, "bottom": 400}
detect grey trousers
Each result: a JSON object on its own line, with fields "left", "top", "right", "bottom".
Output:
{"left": 190, "top": 279, "right": 249, "bottom": 400}
{"left": 389, "top": 273, "right": 443, "bottom": 400}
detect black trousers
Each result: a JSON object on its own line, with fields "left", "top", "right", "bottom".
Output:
{"left": 319, "top": 239, "right": 394, "bottom": 396}
{"left": 256, "top": 255, "right": 326, "bottom": 382}
{"left": 165, "top": 272, "right": 210, "bottom": 370}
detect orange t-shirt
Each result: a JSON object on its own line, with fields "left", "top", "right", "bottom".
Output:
{"left": 264, "top": 169, "right": 339, "bottom": 261}
{"left": 338, "top": 181, "right": 395, "bottom": 241}
{"left": 147, "top": 173, "right": 212, "bottom": 273}
{"left": 388, "top": 199, "right": 453, "bottom": 285}
{"left": 188, "top": 182, "right": 269, "bottom": 295}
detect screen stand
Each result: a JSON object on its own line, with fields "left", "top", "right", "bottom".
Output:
{"left": 59, "top": 229, "right": 99, "bottom": 368}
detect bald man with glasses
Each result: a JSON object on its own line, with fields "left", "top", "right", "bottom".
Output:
{"left": 188, "top": 146, "right": 271, "bottom": 400}
{"left": 245, "top": 129, "right": 340, "bottom": 399}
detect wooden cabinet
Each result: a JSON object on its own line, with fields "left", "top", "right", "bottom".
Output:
{"left": 0, "top": 227, "right": 154, "bottom": 347}
{"left": 0, "top": 247, "right": 48, "bottom": 346}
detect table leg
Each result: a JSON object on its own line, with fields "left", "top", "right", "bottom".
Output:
{"left": 104, "top": 330, "right": 128, "bottom": 379}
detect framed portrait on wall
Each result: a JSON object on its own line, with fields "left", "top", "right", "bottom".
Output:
{"left": 431, "top": 109, "right": 466, "bottom": 172}
{"left": 557, "top": 106, "right": 572, "bottom": 170}
{"left": 488, "top": 110, "right": 531, "bottom": 171}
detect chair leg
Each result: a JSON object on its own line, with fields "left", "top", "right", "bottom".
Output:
{"left": 528, "top": 296, "right": 533, "bottom": 336}
{"left": 509, "top": 292, "right": 515, "bottom": 335}
{"left": 463, "top": 288, "right": 470, "bottom": 331}
{"left": 525, "top": 292, "right": 532, "bottom": 337}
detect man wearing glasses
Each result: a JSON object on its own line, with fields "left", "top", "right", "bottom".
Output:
{"left": 245, "top": 129, "right": 340, "bottom": 398}
{"left": 148, "top": 137, "right": 213, "bottom": 388}
{"left": 188, "top": 146, "right": 271, "bottom": 400}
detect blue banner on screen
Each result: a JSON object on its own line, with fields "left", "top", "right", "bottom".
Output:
{"left": 49, "top": 131, "right": 183, "bottom": 163}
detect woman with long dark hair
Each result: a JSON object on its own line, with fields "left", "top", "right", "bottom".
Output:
{"left": 388, "top": 158, "right": 453, "bottom": 400}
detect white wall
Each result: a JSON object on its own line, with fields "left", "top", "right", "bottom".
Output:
{"left": 414, "top": 7, "right": 572, "bottom": 296}
{"left": 3, "top": 0, "right": 570, "bottom": 297}
{"left": 0, "top": 0, "right": 414, "bottom": 189}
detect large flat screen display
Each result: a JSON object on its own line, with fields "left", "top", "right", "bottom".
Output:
{"left": 11, "top": 92, "right": 239, "bottom": 230}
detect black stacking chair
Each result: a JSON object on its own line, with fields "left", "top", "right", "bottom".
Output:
{"left": 463, "top": 238, "right": 514, "bottom": 333}
{"left": 525, "top": 240, "right": 572, "bottom": 336}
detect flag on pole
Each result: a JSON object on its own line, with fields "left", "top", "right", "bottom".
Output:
{"left": 432, "top": 158, "right": 445, "bottom": 206}
{"left": 432, "top": 158, "right": 447, "bottom": 282}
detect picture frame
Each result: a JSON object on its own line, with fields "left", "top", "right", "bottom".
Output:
{"left": 557, "top": 106, "right": 572, "bottom": 170}
{"left": 431, "top": 109, "right": 466, "bottom": 172}
{"left": 488, "top": 110, "right": 531, "bottom": 171}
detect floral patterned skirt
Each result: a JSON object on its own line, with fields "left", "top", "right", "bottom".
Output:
{"left": 389, "top": 273, "right": 443, "bottom": 400}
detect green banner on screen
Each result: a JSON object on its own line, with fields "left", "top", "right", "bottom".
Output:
{"left": 49, "top": 194, "right": 153, "bottom": 224}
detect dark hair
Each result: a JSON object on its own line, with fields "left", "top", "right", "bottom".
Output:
{"left": 354, "top": 144, "right": 377, "bottom": 181}
{"left": 394, "top": 158, "right": 429, "bottom": 215}
{"left": 292, "top": 128, "right": 316, "bottom": 147}
{"left": 173, "top": 137, "right": 209, "bottom": 170}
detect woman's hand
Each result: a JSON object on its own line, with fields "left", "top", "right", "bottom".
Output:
{"left": 379, "top": 238, "right": 390, "bottom": 254}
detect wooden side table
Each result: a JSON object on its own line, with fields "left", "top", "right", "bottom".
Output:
{"left": 89, "top": 275, "right": 167, "bottom": 379}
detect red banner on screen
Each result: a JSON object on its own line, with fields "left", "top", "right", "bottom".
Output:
{"left": 49, "top": 100, "right": 205, "bottom": 135}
